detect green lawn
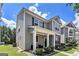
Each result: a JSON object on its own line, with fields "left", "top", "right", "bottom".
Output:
{"left": 1, "top": 45, "right": 79, "bottom": 56}
{"left": 63, "top": 46, "right": 79, "bottom": 54}
{"left": 0, "top": 45, "right": 28, "bottom": 56}
{"left": 51, "top": 46, "right": 79, "bottom": 56}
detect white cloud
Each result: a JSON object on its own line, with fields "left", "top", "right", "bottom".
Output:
{"left": 42, "top": 14, "right": 48, "bottom": 19}
{"left": 28, "top": 3, "right": 48, "bottom": 19}
{"left": 34, "top": 3, "right": 38, "bottom": 7}
{"left": 73, "top": 13, "right": 79, "bottom": 28}
{"left": 60, "top": 19, "right": 66, "bottom": 25}
{"left": 1, "top": 17, "right": 16, "bottom": 29}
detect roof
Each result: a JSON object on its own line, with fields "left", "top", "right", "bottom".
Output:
{"left": 17, "top": 8, "right": 64, "bottom": 24}
{"left": 66, "top": 22, "right": 76, "bottom": 28}
{"left": 62, "top": 21, "right": 76, "bottom": 28}
{"left": 17, "top": 8, "right": 48, "bottom": 23}
{"left": 48, "top": 16, "right": 62, "bottom": 25}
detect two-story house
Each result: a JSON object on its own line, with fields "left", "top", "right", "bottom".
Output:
{"left": 61, "top": 22, "right": 76, "bottom": 43}
{"left": 75, "top": 29, "right": 79, "bottom": 43}
{"left": 16, "top": 8, "right": 64, "bottom": 52}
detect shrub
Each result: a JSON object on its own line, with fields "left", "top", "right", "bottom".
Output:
{"left": 49, "top": 46, "right": 54, "bottom": 51}
{"left": 44, "top": 46, "right": 53, "bottom": 53}
{"left": 59, "top": 43, "right": 66, "bottom": 50}
{"left": 66, "top": 38, "right": 78, "bottom": 48}
{"left": 36, "top": 48, "right": 44, "bottom": 55}
{"left": 55, "top": 45, "right": 61, "bottom": 50}
{"left": 13, "top": 43, "right": 16, "bottom": 47}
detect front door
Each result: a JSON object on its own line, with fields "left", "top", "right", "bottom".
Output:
{"left": 55, "top": 35, "right": 61, "bottom": 49}
{"left": 45, "top": 38, "right": 47, "bottom": 47}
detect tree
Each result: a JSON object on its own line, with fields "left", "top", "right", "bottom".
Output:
{"left": 67, "top": 3, "right": 79, "bottom": 13}
{"left": 1, "top": 26, "right": 16, "bottom": 44}
{"left": 11, "top": 28, "right": 16, "bottom": 43}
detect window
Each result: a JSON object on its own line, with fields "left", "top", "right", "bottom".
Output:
{"left": 36, "top": 36, "right": 38, "bottom": 42}
{"left": 32, "top": 17, "right": 38, "bottom": 26}
{"left": 55, "top": 27, "right": 59, "bottom": 31}
{"left": 54, "top": 22, "right": 60, "bottom": 31}
{"left": 34, "top": 19, "right": 38, "bottom": 26}
{"left": 17, "top": 26, "right": 20, "bottom": 33}
{"left": 43, "top": 22, "right": 44, "bottom": 28}
{"left": 39, "top": 20, "right": 44, "bottom": 28}
{"left": 18, "top": 28, "right": 20, "bottom": 32}
{"left": 32, "top": 17, "right": 34, "bottom": 25}
{"left": 69, "top": 29, "right": 74, "bottom": 36}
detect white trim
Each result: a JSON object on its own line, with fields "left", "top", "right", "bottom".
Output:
{"left": 53, "top": 34, "right": 55, "bottom": 48}
{"left": 33, "top": 29, "right": 36, "bottom": 52}
{"left": 47, "top": 34, "right": 49, "bottom": 47}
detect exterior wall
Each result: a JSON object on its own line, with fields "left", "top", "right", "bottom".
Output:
{"left": 75, "top": 31, "right": 79, "bottom": 42}
{"left": 65, "top": 28, "right": 68, "bottom": 38}
{"left": 52, "top": 20, "right": 61, "bottom": 34}
{"left": 37, "top": 35, "right": 45, "bottom": 47}
{"left": 61, "top": 34, "right": 65, "bottom": 43}
{"left": 49, "top": 35, "right": 54, "bottom": 46}
{"left": 16, "top": 11, "right": 26, "bottom": 50}
{"left": 62, "top": 27, "right": 76, "bottom": 43}
{"left": 24, "top": 12, "right": 48, "bottom": 50}
{"left": 47, "top": 21, "right": 52, "bottom": 30}
{"left": 25, "top": 13, "right": 33, "bottom": 50}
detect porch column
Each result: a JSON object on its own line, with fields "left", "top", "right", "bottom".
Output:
{"left": 47, "top": 34, "right": 49, "bottom": 47}
{"left": 53, "top": 34, "right": 55, "bottom": 49}
{"left": 33, "top": 30, "right": 36, "bottom": 52}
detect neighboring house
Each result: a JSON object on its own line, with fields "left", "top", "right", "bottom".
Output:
{"left": 16, "top": 8, "right": 64, "bottom": 52}
{"left": 75, "top": 29, "right": 79, "bottom": 43}
{"left": 61, "top": 22, "right": 76, "bottom": 43}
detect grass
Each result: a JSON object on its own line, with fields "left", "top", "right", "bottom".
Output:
{"left": 63, "top": 46, "right": 79, "bottom": 54}
{"left": 51, "top": 45, "right": 79, "bottom": 56}
{"left": 1, "top": 45, "right": 79, "bottom": 56}
{"left": 0, "top": 45, "right": 28, "bottom": 56}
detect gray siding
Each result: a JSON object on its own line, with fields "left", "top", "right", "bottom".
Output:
{"left": 25, "top": 13, "right": 33, "bottom": 50}
{"left": 47, "top": 21, "right": 52, "bottom": 30}
{"left": 16, "top": 11, "right": 26, "bottom": 50}
{"left": 52, "top": 20, "right": 61, "bottom": 34}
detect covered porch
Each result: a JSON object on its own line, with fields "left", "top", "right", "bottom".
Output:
{"left": 28, "top": 26, "right": 56, "bottom": 52}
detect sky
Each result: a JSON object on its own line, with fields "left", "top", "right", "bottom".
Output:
{"left": 1, "top": 3, "right": 79, "bottom": 29}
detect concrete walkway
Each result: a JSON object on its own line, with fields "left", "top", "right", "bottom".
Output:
{"left": 72, "top": 52, "right": 79, "bottom": 56}
{"left": 54, "top": 49, "right": 72, "bottom": 56}
{"left": 17, "top": 47, "right": 35, "bottom": 56}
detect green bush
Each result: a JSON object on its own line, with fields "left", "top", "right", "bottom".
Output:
{"left": 36, "top": 48, "right": 44, "bottom": 55}
{"left": 66, "top": 38, "right": 78, "bottom": 48}
{"left": 44, "top": 46, "right": 53, "bottom": 53}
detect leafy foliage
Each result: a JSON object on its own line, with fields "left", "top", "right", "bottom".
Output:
{"left": 0, "top": 26, "right": 16, "bottom": 44}
{"left": 65, "top": 38, "right": 77, "bottom": 47}
{"left": 36, "top": 48, "right": 44, "bottom": 55}
{"left": 67, "top": 3, "right": 79, "bottom": 13}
